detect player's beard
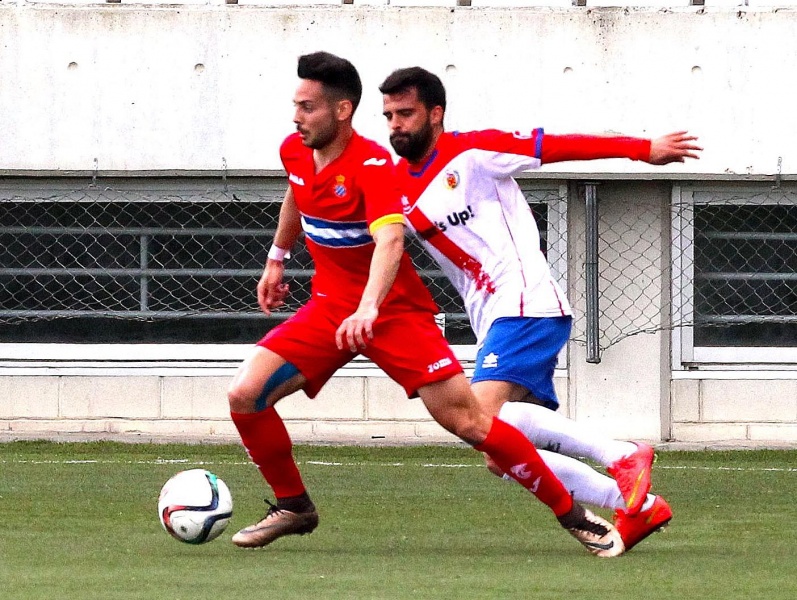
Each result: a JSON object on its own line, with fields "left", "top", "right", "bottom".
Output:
{"left": 390, "top": 119, "right": 434, "bottom": 163}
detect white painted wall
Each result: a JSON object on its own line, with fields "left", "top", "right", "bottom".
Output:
{"left": 1, "top": 6, "right": 796, "bottom": 176}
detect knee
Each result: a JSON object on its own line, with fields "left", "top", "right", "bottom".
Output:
{"left": 228, "top": 361, "right": 303, "bottom": 414}
{"left": 460, "top": 418, "right": 490, "bottom": 446}
{"left": 420, "top": 376, "right": 493, "bottom": 445}
{"left": 227, "top": 379, "right": 258, "bottom": 414}
{"left": 441, "top": 410, "right": 491, "bottom": 446}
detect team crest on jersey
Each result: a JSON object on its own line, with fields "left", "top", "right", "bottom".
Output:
{"left": 334, "top": 175, "right": 347, "bottom": 197}
{"left": 445, "top": 170, "right": 460, "bottom": 190}
{"left": 400, "top": 195, "right": 411, "bottom": 215}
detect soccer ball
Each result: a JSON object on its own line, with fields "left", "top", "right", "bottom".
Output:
{"left": 158, "top": 469, "right": 233, "bottom": 544}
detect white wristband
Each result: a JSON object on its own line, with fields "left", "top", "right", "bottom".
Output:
{"left": 267, "top": 245, "right": 291, "bottom": 262}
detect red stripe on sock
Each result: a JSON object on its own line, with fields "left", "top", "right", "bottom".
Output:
{"left": 475, "top": 417, "right": 573, "bottom": 517}
{"left": 231, "top": 408, "right": 307, "bottom": 499}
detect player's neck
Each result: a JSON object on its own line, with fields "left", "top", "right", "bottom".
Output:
{"left": 313, "top": 127, "right": 354, "bottom": 173}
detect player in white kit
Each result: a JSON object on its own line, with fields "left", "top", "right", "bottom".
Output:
{"left": 379, "top": 66, "right": 702, "bottom": 551}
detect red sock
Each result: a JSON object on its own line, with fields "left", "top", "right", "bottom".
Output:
{"left": 231, "top": 407, "right": 307, "bottom": 499}
{"left": 475, "top": 417, "right": 573, "bottom": 517}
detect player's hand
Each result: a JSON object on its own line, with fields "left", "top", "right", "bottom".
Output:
{"left": 335, "top": 306, "right": 379, "bottom": 352}
{"left": 648, "top": 131, "right": 702, "bottom": 165}
{"left": 257, "top": 260, "right": 289, "bottom": 316}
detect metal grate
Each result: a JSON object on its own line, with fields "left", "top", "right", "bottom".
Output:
{"left": 4, "top": 178, "right": 793, "bottom": 359}
{"left": 0, "top": 178, "right": 564, "bottom": 347}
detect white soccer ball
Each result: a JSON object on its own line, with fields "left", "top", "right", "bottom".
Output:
{"left": 158, "top": 469, "right": 233, "bottom": 544}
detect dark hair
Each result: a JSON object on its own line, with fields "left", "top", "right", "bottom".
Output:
{"left": 378, "top": 67, "right": 446, "bottom": 112}
{"left": 297, "top": 51, "right": 362, "bottom": 112}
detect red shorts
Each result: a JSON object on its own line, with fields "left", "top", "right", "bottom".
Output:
{"left": 258, "top": 298, "right": 462, "bottom": 398}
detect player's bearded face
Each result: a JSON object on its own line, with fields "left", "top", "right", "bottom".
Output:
{"left": 390, "top": 116, "right": 434, "bottom": 163}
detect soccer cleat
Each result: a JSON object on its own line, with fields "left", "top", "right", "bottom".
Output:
{"left": 614, "top": 495, "right": 672, "bottom": 552}
{"left": 607, "top": 442, "right": 655, "bottom": 515}
{"left": 558, "top": 502, "right": 625, "bottom": 558}
{"left": 232, "top": 500, "right": 319, "bottom": 549}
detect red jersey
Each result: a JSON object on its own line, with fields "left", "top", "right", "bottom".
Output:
{"left": 280, "top": 131, "right": 438, "bottom": 314}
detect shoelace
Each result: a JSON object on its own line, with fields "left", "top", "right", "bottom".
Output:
{"left": 576, "top": 516, "right": 609, "bottom": 537}
{"left": 262, "top": 498, "right": 283, "bottom": 519}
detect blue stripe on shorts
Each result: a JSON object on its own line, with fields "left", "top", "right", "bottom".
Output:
{"left": 471, "top": 315, "right": 572, "bottom": 411}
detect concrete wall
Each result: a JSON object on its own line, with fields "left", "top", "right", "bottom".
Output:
{"left": 0, "top": 373, "right": 456, "bottom": 443}
{"left": 0, "top": 369, "right": 572, "bottom": 444}
{"left": 1, "top": 5, "right": 796, "bottom": 445}
{"left": 672, "top": 376, "right": 797, "bottom": 444}
{"left": 2, "top": 6, "right": 797, "bottom": 175}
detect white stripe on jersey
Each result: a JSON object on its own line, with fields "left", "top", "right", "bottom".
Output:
{"left": 301, "top": 214, "right": 372, "bottom": 248}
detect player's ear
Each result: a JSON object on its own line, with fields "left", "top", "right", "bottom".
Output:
{"left": 430, "top": 105, "right": 444, "bottom": 128}
{"left": 336, "top": 99, "right": 354, "bottom": 122}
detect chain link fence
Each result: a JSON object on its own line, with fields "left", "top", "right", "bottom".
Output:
{"left": 569, "top": 182, "right": 668, "bottom": 354}
{"left": 671, "top": 186, "right": 797, "bottom": 352}
{"left": 568, "top": 183, "right": 797, "bottom": 358}
{"left": 1, "top": 178, "right": 795, "bottom": 354}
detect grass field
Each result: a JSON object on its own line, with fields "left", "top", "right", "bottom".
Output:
{"left": 1, "top": 441, "right": 796, "bottom": 600}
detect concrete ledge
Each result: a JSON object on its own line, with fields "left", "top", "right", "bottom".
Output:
{"left": 0, "top": 428, "right": 465, "bottom": 447}
{"left": 2, "top": 429, "right": 794, "bottom": 450}
{"left": 0, "top": 417, "right": 460, "bottom": 446}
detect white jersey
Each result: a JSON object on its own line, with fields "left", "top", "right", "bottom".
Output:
{"left": 396, "top": 129, "right": 571, "bottom": 345}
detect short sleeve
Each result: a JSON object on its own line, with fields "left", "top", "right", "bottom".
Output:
{"left": 357, "top": 147, "right": 405, "bottom": 232}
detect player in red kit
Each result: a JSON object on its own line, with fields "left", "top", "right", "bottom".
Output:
{"left": 227, "top": 52, "right": 624, "bottom": 557}
{"left": 380, "top": 66, "right": 701, "bottom": 552}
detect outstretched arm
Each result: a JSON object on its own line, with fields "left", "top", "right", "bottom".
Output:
{"left": 540, "top": 130, "right": 702, "bottom": 165}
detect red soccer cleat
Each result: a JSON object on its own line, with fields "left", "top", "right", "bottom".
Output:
{"left": 607, "top": 442, "right": 655, "bottom": 515}
{"left": 614, "top": 495, "right": 672, "bottom": 552}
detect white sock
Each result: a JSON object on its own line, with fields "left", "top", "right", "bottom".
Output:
{"left": 500, "top": 453, "right": 657, "bottom": 512}
{"left": 502, "top": 449, "right": 625, "bottom": 509}
{"left": 498, "top": 401, "right": 638, "bottom": 466}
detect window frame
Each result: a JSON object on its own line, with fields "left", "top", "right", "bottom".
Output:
{"left": 671, "top": 183, "right": 797, "bottom": 369}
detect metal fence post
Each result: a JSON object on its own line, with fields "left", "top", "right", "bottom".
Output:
{"left": 584, "top": 182, "right": 601, "bottom": 364}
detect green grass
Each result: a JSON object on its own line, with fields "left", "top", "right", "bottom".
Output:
{"left": 1, "top": 442, "right": 796, "bottom": 600}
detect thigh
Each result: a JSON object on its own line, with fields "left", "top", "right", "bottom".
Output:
{"left": 258, "top": 299, "right": 356, "bottom": 398}
{"left": 364, "top": 310, "right": 462, "bottom": 398}
{"left": 471, "top": 316, "right": 571, "bottom": 410}
{"left": 470, "top": 379, "right": 529, "bottom": 416}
